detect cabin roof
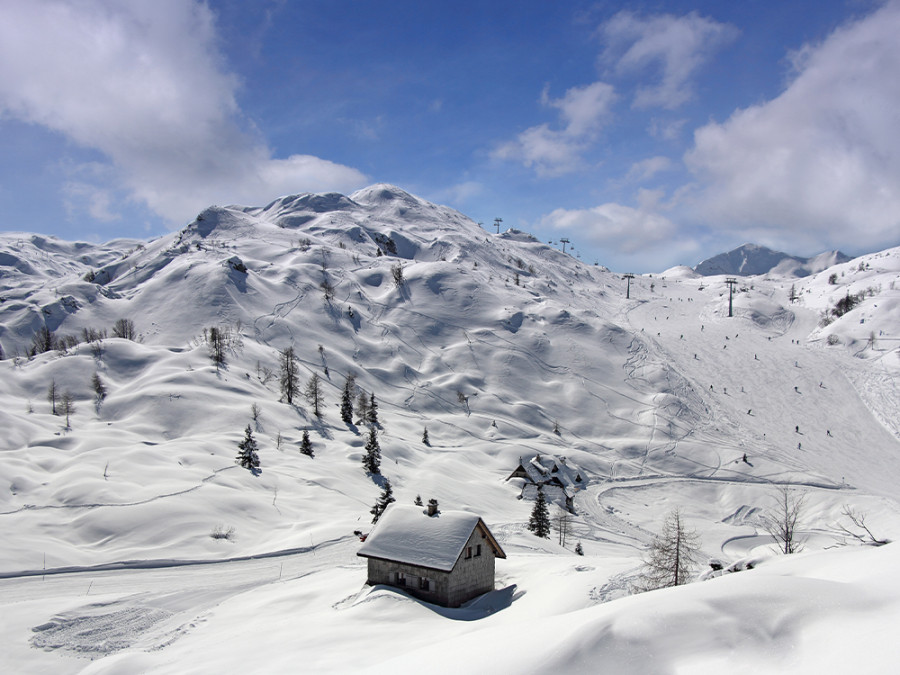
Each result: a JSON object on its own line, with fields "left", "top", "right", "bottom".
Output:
{"left": 357, "top": 505, "right": 506, "bottom": 572}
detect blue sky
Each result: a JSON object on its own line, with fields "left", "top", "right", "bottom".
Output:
{"left": 1, "top": 0, "right": 898, "bottom": 271}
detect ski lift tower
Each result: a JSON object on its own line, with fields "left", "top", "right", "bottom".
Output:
{"left": 559, "top": 237, "right": 570, "bottom": 254}
{"left": 494, "top": 217, "right": 503, "bottom": 234}
{"left": 624, "top": 273, "right": 635, "bottom": 299}
{"left": 725, "top": 277, "right": 738, "bottom": 317}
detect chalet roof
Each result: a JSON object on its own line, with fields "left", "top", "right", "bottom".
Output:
{"left": 506, "top": 453, "right": 584, "bottom": 492}
{"left": 357, "top": 505, "right": 506, "bottom": 572}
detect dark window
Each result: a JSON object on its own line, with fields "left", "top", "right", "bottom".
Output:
{"left": 465, "top": 546, "right": 472, "bottom": 559}
{"left": 419, "top": 577, "right": 430, "bottom": 591}
{"left": 395, "top": 572, "right": 406, "bottom": 586}
{"left": 475, "top": 544, "right": 482, "bottom": 557}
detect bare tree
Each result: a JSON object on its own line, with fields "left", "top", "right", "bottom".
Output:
{"left": 762, "top": 485, "right": 806, "bottom": 554}
{"left": 554, "top": 507, "right": 571, "bottom": 547}
{"left": 835, "top": 505, "right": 889, "bottom": 546}
{"left": 635, "top": 509, "right": 701, "bottom": 591}
{"left": 279, "top": 346, "right": 299, "bottom": 404}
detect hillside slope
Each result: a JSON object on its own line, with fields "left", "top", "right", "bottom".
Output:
{"left": 1, "top": 185, "right": 899, "bottom": 672}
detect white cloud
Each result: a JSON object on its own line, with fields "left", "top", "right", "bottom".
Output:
{"left": 600, "top": 11, "right": 737, "bottom": 110}
{"left": 539, "top": 200, "right": 677, "bottom": 255}
{"left": 627, "top": 156, "right": 674, "bottom": 182}
{"left": 493, "top": 82, "right": 616, "bottom": 176}
{"left": 684, "top": 0, "right": 900, "bottom": 253}
{"left": 0, "top": 0, "right": 366, "bottom": 225}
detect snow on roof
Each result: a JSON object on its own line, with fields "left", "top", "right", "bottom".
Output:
{"left": 357, "top": 505, "right": 504, "bottom": 572}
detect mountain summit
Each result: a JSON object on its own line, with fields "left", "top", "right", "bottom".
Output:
{"left": 693, "top": 243, "right": 850, "bottom": 277}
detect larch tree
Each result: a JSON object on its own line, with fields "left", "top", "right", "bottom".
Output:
{"left": 60, "top": 392, "right": 75, "bottom": 428}
{"left": 280, "top": 346, "right": 299, "bottom": 404}
{"left": 636, "top": 509, "right": 701, "bottom": 591}
{"left": 112, "top": 318, "right": 135, "bottom": 340}
{"left": 47, "top": 379, "right": 58, "bottom": 415}
{"left": 305, "top": 373, "right": 323, "bottom": 418}
{"left": 91, "top": 372, "right": 107, "bottom": 407}
{"left": 208, "top": 326, "right": 227, "bottom": 369}
{"left": 527, "top": 485, "right": 551, "bottom": 538}
{"left": 356, "top": 389, "right": 369, "bottom": 425}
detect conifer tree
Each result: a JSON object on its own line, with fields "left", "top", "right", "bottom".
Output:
{"left": 527, "top": 485, "right": 551, "bottom": 538}
{"left": 366, "top": 392, "right": 379, "bottom": 426}
{"left": 236, "top": 424, "right": 260, "bottom": 473}
{"left": 300, "top": 429, "right": 314, "bottom": 457}
{"left": 414, "top": 494, "right": 423, "bottom": 506}
{"left": 280, "top": 346, "right": 299, "bottom": 404}
{"left": 340, "top": 373, "right": 355, "bottom": 425}
{"left": 362, "top": 426, "right": 381, "bottom": 474}
{"left": 422, "top": 426, "right": 430, "bottom": 445}
{"left": 370, "top": 478, "right": 395, "bottom": 523}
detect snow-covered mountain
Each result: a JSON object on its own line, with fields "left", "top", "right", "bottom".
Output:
{"left": 2, "top": 185, "right": 900, "bottom": 673}
{"left": 694, "top": 243, "right": 851, "bottom": 277}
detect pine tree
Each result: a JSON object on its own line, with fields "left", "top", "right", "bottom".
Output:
{"left": 362, "top": 426, "right": 381, "bottom": 474}
{"left": 370, "top": 478, "right": 395, "bottom": 523}
{"left": 236, "top": 424, "right": 260, "bottom": 473}
{"left": 300, "top": 429, "right": 314, "bottom": 457}
{"left": 305, "top": 373, "right": 323, "bottom": 418}
{"left": 635, "top": 509, "right": 700, "bottom": 591}
{"left": 279, "top": 346, "right": 299, "bottom": 404}
{"left": 366, "top": 392, "right": 378, "bottom": 426}
{"left": 422, "top": 426, "right": 430, "bottom": 445}
{"left": 527, "top": 485, "right": 551, "bottom": 538}
{"left": 414, "top": 494, "right": 423, "bottom": 506}
{"left": 340, "top": 373, "right": 355, "bottom": 425}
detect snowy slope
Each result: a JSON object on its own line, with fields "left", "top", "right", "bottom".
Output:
{"left": 1, "top": 185, "right": 900, "bottom": 672}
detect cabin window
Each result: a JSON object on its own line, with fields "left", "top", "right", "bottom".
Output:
{"left": 419, "top": 577, "right": 430, "bottom": 591}
{"left": 465, "top": 546, "right": 472, "bottom": 559}
{"left": 475, "top": 544, "right": 482, "bottom": 557}
{"left": 394, "top": 572, "right": 406, "bottom": 586}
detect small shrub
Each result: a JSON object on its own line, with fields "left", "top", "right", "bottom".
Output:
{"left": 210, "top": 525, "right": 236, "bottom": 541}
